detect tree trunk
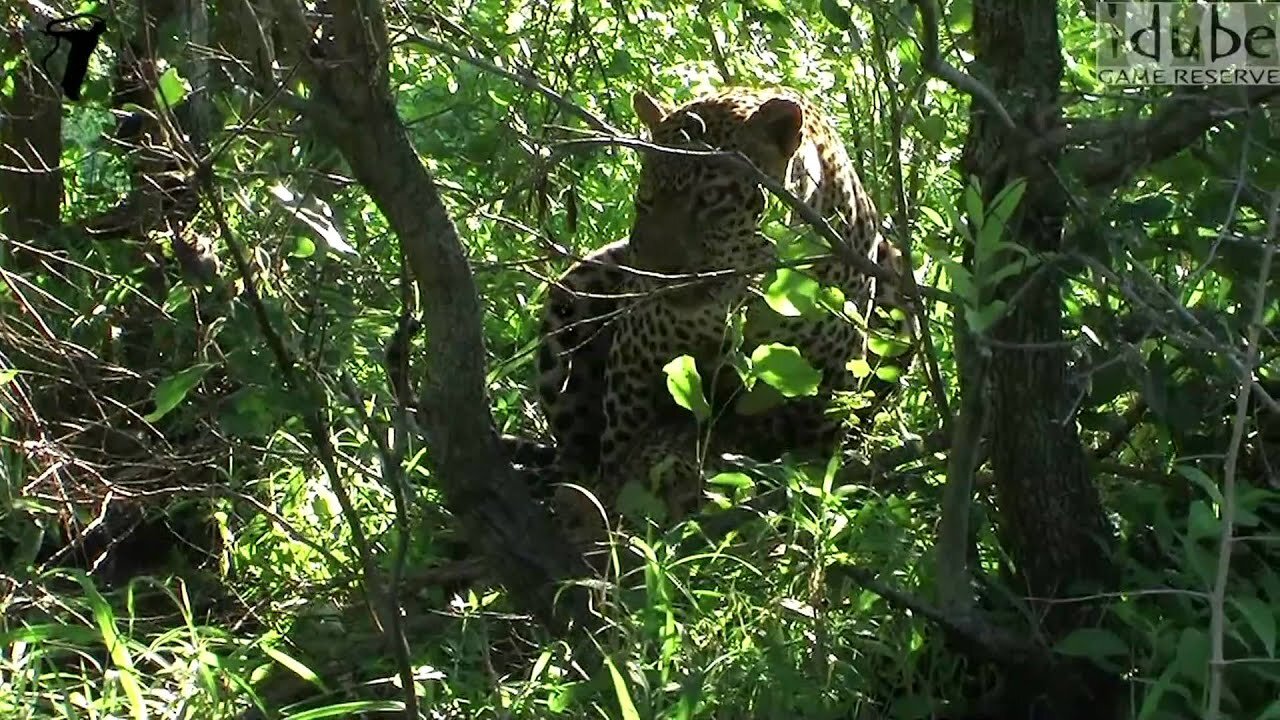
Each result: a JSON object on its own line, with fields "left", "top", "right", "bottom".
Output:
{"left": 271, "top": 1, "right": 592, "bottom": 631}
{"left": 0, "top": 39, "right": 63, "bottom": 268}
{"left": 961, "top": 0, "right": 1120, "bottom": 714}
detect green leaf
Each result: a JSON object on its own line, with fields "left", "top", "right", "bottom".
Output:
{"left": 981, "top": 257, "right": 1036, "bottom": 289}
{"left": 263, "top": 644, "right": 327, "bottom": 689}
{"left": 1054, "top": 627, "right": 1129, "bottom": 660}
{"left": 155, "top": 67, "right": 190, "bottom": 107}
{"left": 708, "top": 472, "right": 754, "bottom": 489}
{"left": 1187, "top": 500, "right": 1219, "bottom": 539}
{"left": 874, "top": 365, "right": 902, "bottom": 382}
{"left": 847, "top": 358, "right": 873, "bottom": 379}
{"left": 291, "top": 236, "right": 317, "bottom": 258}
{"left": 964, "top": 300, "right": 1007, "bottom": 334}
{"left": 1174, "top": 465, "right": 1224, "bottom": 507}
{"left": 764, "top": 268, "right": 822, "bottom": 317}
{"left": 0, "top": 369, "right": 18, "bottom": 387}
{"left": 617, "top": 479, "right": 669, "bottom": 525}
{"left": 868, "top": 334, "right": 912, "bottom": 359}
{"left": 1136, "top": 662, "right": 1187, "bottom": 720}
{"left": 964, "top": 180, "right": 985, "bottom": 232}
{"left": 145, "top": 363, "right": 214, "bottom": 422}
{"left": 1231, "top": 596, "right": 1277, "bottom": 657}
{"left": 750, "top": 343, "right": 822, "bottom": 398}
{"left": 1173, "top": 627, "right": 1209, "bottom": 682}
{"left": 663, "top": 355, "right": 711, "bottom": 421}
{"left": 285, "top": 701, "right": 404, "bottom": 720}
{"left": 986, "top": 178, "right": 1027, "bottom": 227}
{"left": 919, "top": 205, "right": 946, "bottom": 230}
{"left": 603, "top": 655, "right": 641, "bottom": 720}
{"left": 820, "top": 0, "right": 852, "bottom": 30}
{"left": 917, "top": 114, "right": 947, "bottom": 144}
{"left": 69, "top": 572, "right": 146, "bottom": 720}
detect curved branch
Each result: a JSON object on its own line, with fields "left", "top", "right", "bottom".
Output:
{"left": 908, "top": 0, "right": 1017, "bottom": 131}
{"left": 270, "top": 0, "right": 591, "bottom": 631}
{"left": 1066, "top": 86, "right": 1280, "bottom": 189}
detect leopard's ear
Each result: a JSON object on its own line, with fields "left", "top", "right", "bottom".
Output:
{"left": 632, "top": 91, "right": 669, "bottom": 132}
{"left": 747, "top": 97, "right": 805, "bottom": 159}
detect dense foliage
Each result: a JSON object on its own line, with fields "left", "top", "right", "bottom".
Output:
{"left": 2, "top": 1, "right": 1278, "bottom": 718}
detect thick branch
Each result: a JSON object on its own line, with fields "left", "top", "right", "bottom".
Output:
{"left": 1067, "top": 86, "right": 1280, "bottom": 189}
{"left": 272, "top": 0, "right": 590, "bottom": 629}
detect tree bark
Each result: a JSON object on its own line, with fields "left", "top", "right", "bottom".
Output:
{"left": 961, "top": 0, "right": 1120, "bottom": 715}
{"left": 271, "top": 0, "right": 591, "bottom": 630}
{"left": 0, "top": 34, "right": 63, "bottom": 268}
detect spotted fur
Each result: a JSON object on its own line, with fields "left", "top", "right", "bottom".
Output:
{"left": 537, "top": 86, "right": 912, "bottom": 530}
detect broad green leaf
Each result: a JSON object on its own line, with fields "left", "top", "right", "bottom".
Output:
{"left": 618, "top": 479, "right": 668, "bottom": 525}
{"left": 750, "top": 343, "right": 822, "bottom": 397}
{"left": 1054, "top": 627, "right": 1129, "bottom": 660}
{"left": 71, "top": 571, "right": 146, "bottom": 720}
{"left": 1260, "top": 698, "right": 1280, "bottom": 720}
{"left": 291, "top": 237, "right": 317, "bottom": 258}
{"left": 847, "top": 358, "right": 873, "bottom": 379}
{"left": 1136, "top": 662, "right": 1186, "bottom": 720}
{"left": 917, "top": 114, "right": 947, "bottom": 144}
{"left": 987, "top": 178, "right": 1027, "bottom": 227}
{"left": 155, "top": 67, "right": 190, "bottom": 107}
{"left": 820, "top": 0, "right": 852, "bottom": 30}
{"left": 874, "top": 364, "right": 903, "bottom": 382}
{"left": 286, "top": 701, "right": 404, "bottom": 720}
{"left": 982, "top": 257, "right": 1037, "bottom": 289}
{"left": 1175, "top": 465, "right": 1224, "bottom": 507}
{"left": 663, "top": 355, "right": 711, "bottom": 421}
{"left": 145, "top": 363, "right": 214, "bottom": 422}
{"left": 868, "top": 335, "right": 912, "bottom": 359}
{"left": 765, "top": 268, "right": 823, "bottom": 317}
{"left": 1173, "top": 627, "right": 1209, "bottom": 682}
{"left": 263, "top": 644, "right": 326, "bottom": 688}
{"left": 1231, "top": 596, "right": 1277, "bottom": 657}
{"left": 919, "top": 205, "right": 946, "bottom": 230}
{"left": 1187, "top": 500, "right": 1219, "bottom": 540}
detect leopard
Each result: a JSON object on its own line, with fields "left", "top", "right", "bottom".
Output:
{"left": 536, "top": 85, "right": 914, "bottom": 535}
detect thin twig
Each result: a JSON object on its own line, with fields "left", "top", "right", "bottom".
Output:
{"left": 1207, "top": 191, "right": 1280, "bottom": 720}
{"left": 405, "top": 34, "right": 621, "bottom": 136}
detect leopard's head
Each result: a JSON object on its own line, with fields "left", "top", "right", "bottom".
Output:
{"left": 627, "top": 90, "right": 807, "bottom": 282}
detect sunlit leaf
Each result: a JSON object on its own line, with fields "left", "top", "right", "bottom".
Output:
{"left": 145, "top": 363, "right": 214, "bottom": 422}
{"left": 664, "top": 355, "right": 712, "bottom": 421}
{"left": 750, "top": 343, "right": 821, "bottom": 397}
{"left": 155, "top": 67, "right": 189, "bottom": 107}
